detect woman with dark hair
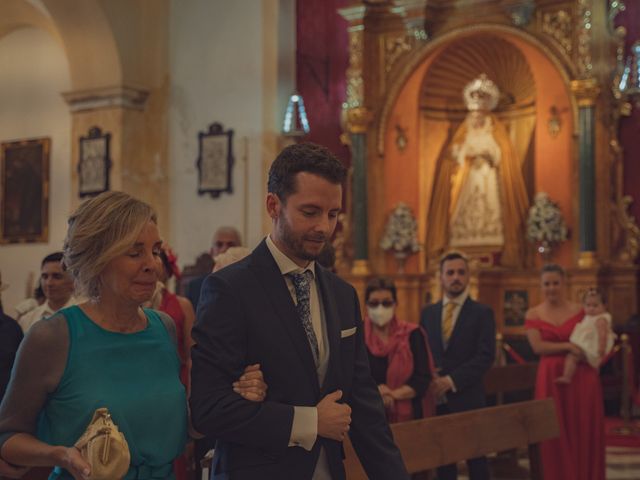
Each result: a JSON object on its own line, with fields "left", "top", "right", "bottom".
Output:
{"left": 525, "top": 264, "right": 605, "bottom": 480}
{"left": 364, "top": 277, "right": 433, "bottom": 422}
{"left": 150, "top": 247, "right": 195, "bottom": 389}
{"left": 148, "top": 247, "right": 196, "bottom": 480}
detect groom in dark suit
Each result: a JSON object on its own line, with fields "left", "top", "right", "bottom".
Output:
{"left": 420, "top": 252, "right": 495, "bottom": 480}
{"left": 191, "top": 143, "right": 408, "bottom": 479}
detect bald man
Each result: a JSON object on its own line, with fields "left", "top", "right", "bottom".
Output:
{"left": 187, "top": 227, "right": 242, "bottom": 311}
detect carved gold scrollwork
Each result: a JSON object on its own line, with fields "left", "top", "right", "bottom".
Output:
{"left": 346, "top": 107, "right": 374, "bottom": 134}
{"left": 576, "top": 0, "right": 593, "bottom": 78}
{"left": 384, "top": 34, "right": 413, "bottom": 74}
{"left": 541, "top": 9, "right": 573, "bottom": 56}
{"left": 333, "top": 168, "right": 355, "bottom": 275}
{"left": 346, "top": 28, "right": 364, "bottom": 109}
{"left": 610, "top": 137, "right": 640, "bottom": 263}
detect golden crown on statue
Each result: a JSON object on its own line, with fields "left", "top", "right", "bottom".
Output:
{"left": 463, "top": 73, "right": 500, "bottom": 112}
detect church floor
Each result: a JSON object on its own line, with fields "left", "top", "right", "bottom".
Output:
{"left": 453, "top": 446, "right": 640, "bottom": 480}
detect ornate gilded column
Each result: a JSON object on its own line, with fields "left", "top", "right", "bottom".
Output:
{"left": 570, "top": 78, "right": 600, "bottom": 267}
{"left": 347, "top": 107, "right": 373, "bottom": 276}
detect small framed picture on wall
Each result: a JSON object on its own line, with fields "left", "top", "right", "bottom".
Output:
{"left": 196, "top": 122, "right": 234, "bottom": 198}
{"left": 503, "top": 290, "right": 529, "bottom": 329}
{"left": 0, "top": 137, "right": 50, "bottom": 244}
{"left": 78, "top": 126, "right": 111, "bottom": 197}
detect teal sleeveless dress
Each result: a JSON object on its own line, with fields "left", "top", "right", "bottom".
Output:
{"left": 38, "top": 306, "right": 187, "bottom": 480}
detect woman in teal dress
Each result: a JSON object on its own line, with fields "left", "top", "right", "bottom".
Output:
{"left": 0, "top": 192, "right": 263, "bottom": 479}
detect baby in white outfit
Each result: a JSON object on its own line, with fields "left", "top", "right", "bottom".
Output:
{"left": 556, "top": 288, "right": 615, "bottom": 384}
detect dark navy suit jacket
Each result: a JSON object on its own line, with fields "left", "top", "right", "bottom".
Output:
{"left": 420, "top": 297, "right": 495, "bottom": 413}
{"left": 190, "top": 240, "right": 408, "bottom": 479}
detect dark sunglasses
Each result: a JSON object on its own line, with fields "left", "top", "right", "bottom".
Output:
{"left": 367, "top": 300, "right": 395, "bottom": 308}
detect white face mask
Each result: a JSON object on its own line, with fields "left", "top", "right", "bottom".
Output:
{"left": 368, "top": 305, "right": 394, "bottom": 327}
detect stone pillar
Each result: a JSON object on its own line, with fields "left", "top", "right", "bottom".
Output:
{"left": 63, "top": 83, "right": 170, "bottom": 239}
{"left": 570, "top": 78, "right": 600, "bottom": 268}
{"left": 347, "top": 107, "right": 373, "bottom": 276}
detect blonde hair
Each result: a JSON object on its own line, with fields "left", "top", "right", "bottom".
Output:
{"left": 63, "top": 191, "right": 157, "bottom": 299}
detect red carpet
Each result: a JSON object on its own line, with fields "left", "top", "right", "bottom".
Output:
{"left": 605, "top": 417, "right": 640, "bottom": 448}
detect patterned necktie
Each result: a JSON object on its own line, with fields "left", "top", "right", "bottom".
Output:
{"left": 288, "top": 270, "right": 320, "bottom": 363}
{"left": 442, "top": 301, "right": 457, "bottom": 342}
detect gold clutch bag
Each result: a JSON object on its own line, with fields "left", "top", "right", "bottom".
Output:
{"left": 74, "top": 408, "right": 131, "bottom": 480}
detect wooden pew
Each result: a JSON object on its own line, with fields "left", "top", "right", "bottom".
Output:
{"left": 344, "top": 398, "right": 559, "bottom": 480}
{"left": 483, "top": 361, "right": 540, "bottom": 476}
{"left": 484, "top": 362, "right": 538, "bottom": 401}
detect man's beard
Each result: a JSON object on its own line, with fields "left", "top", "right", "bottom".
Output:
{"left": 445, "top": 281, "right": 465, "bottom": 297}
{"left": 279, "top": 213, "right": 326, "bottom": 261}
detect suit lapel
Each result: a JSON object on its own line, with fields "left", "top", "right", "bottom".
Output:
{"left": 250, "top": 241, "right": 320, "bottom": 395}
{"left": 315, "top": 267, "right": 341, "bottom": 395}
{"left": 446, "top": 297, "right": 471, "bottom": 351}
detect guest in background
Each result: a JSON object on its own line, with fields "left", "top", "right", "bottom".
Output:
{"left": 186, "top": 226, "right": 242, "bottom": 310}
{"left": 420, "top": 252, "right": 495, "bottom": 480}
{"left": 148, "top": 246, "right": 196, "bottom": 480}
{"left": 14, "top": 284, "right": 45, "bottom": 324}
{"left": 17, "top": 252, "right": 76, "bottom": 333}
{"left": 149, "top": 246, "right": 195, "bottom": 389}
{"left": 525, "top": 264, "right": 605, "bottom": 480}
{"left": 364, "top": 277, "right": 432, "bottom": 422}
{"left": 0, "top": 273, "right": 22, "bottom": 401}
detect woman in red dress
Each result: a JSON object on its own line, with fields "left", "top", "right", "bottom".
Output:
{"left": 153, "top": 247, "right": 195, "bottom": 388}
{"left": 152, "top": 247, "right": 195, "bottom": 480}
{"left": 525, "top": 264, "right": 605, "bottom": 480}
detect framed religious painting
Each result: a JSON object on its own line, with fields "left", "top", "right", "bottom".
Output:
{"left": 196, "top": 122, "right": 234, "bottom": 198}
{"left": 78, "top": 126, "right": 111, "bottom": 197}
{"left": 0, "top": 137, "right": 50, "bottom": 244}
{"left": 503, "top": 290, "right": 529, "bottom": 330}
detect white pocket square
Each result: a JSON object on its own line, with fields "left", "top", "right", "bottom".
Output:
{"left": 341, "top": 327, "right": 357, "bottom": 338}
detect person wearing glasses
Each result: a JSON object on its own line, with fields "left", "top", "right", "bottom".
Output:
{"left": 364, "top": 277, "right": 433, "bottom": 423}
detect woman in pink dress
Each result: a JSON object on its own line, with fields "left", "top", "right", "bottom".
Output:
{"left": 525, "top": 264, "right": 605, "bottom": 480}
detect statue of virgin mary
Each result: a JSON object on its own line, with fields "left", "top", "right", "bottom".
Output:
{"left": 426, "top": 74, "right": 529, "bottom": 267}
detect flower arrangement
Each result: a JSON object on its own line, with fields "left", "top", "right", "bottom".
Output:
{"left": 526, "top": 192, "right": 568, "bottom": 254}
{"left": 380, "top": 203, "right": 421, "bottom": 260}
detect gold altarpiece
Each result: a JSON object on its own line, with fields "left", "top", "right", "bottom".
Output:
{"left": 335, "top": 0, "right": 640, "bottom": 335}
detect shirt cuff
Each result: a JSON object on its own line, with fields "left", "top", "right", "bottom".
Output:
{"left": 446, "top": 375, "right": 457, "bottom": 393}
{"left": 288, "top": 406, "right": 317, "bottom": 451}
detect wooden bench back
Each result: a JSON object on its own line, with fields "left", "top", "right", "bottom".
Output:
{"left": 344, "top": 398, "right": 558, "bottom": 478}
{"left": 483, "top": 362, "right": 538, "bottom": 396}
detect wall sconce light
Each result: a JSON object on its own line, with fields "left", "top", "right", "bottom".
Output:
{"left": 282, "top": 92, "right": 310, "bottom": 137}
{"left": 618, "top": 41, "right": 640, "bottom": 106}
{"left": 548, "top": 106, "right": 562, "bottom": 138}
{"left": 395, "top": 124, "right": 408, "bottom": 151}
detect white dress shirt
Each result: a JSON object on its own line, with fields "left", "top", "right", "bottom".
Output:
{"left": 265, "top": 236, "right": 332, "bottom": 480}
{"left": 17, "top": 297, "right": 78, "bottom": 333}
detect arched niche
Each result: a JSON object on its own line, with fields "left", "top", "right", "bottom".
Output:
{"left": 378, "top": 27, "right": 574, "bottom": 274}
{"left": 1, "top": 0, "right": 123, "bottom": 90}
